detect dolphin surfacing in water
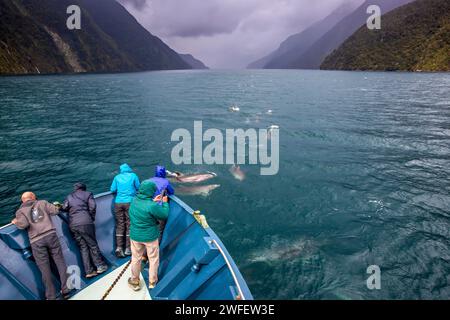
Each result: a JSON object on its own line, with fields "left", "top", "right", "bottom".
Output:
{"left": 167, "top": 171, "right": 217, "bottom": 184}
{"left": 230, "top": 165, "right": 245, "bottom": 181}
{"left": 176, "top": 184, "right": 221, "bottom": 197}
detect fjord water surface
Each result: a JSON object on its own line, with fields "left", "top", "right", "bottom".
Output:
{"left": 0, "top": 70, "right": 449, "bottom": 299}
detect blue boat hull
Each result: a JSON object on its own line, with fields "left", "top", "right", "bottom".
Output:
{"left": 0, "top": 193, "right": 252, "bottom": 300}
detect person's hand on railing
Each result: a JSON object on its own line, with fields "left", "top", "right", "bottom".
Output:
{"left": 53, "top": 201, "right": 62, "bottom": 210}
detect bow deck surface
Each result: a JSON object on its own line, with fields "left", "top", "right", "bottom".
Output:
{"left": 0, "top": 193, "right": 252, "bottom": 300}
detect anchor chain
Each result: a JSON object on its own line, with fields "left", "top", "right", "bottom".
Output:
{"left": 101, "top": 260, "right": 132, "bottom": 300}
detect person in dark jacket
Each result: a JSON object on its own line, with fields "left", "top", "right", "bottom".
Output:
{"left": 12, "top": 192, "right": 72, "bottom": 300}
{"left": 146, "top": 165, "right": 174, "bottom": 242}
{"left": 62, "top": 183, "right": 108, "bottom": 278}
{"left": 110, "top": 163, "right": 140, "bottom": 257}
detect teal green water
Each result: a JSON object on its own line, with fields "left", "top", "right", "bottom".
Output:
{"left": 1, "top": 70, "right": 449, "bottom": 299}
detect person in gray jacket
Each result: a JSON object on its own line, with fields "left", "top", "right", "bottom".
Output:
{"left": 62, "top": 183, "right": 108, "bottom": 278}
{"left": 12, "top": 191, "right": 71, "bottom": 300}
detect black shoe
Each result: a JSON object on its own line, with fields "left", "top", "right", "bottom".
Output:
{"left": 115, "top": 248, "right": 125, "bottom": 258}
{"left": 61, "top": 289, "right": 74, "bottom": 300}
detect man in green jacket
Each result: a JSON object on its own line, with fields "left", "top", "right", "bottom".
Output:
{"left": 127, "top": 181, "right": 169, "bottom": 291}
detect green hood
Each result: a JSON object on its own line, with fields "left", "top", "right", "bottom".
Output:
{"left": 136, "top": 180, "right": 157, "bottom": 200}
{"left": 129, "top": 180, "right": 170, "bottom": 243}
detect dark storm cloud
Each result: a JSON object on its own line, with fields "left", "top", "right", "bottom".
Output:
{"left": 121, "top": 0, "right": 254, "bottom": 37}
{"left": 119, "top": 0, "right": 364, "bottom": 68}
{"left": 119, "top": 0, "right": 147, "bottom": 10}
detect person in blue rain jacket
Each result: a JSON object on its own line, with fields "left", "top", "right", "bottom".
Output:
{"left": 110, "top": 163, "right": 140, "bottom": 257}
{"left": 148, "top": 165, "right": 175, "bottom": 199}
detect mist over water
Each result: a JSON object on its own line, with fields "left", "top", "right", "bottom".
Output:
{"left": 0, "top": 70, "right": 449, "bottom": 299}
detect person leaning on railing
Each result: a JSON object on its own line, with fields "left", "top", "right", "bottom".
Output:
{"left": 146, "top": 165, "right": 175, "bottom": 242}
{"left": 110, "top": 163, "right": 141, "bottom": 258}
{"left": 60, "top": 183, "right": 108, "bottom": 279}
{"left": 12, "top": 192, "right": 73, "bottom": 300}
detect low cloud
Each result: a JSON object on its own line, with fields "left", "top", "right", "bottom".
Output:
{"left": 119, "top": 0, "right": 362, "bottom": 68}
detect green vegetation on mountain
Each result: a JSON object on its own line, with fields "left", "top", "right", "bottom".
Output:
{"left": 249, "top": 0, "right": 415, "bottom": 70}
{"left": 321, "top": 0, "right": 450, "bottom": 71}
{"left": 0, "top": 0, "right": 190, "bottom": 75}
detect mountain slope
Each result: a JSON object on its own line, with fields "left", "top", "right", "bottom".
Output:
{"left": 248, "top": 1, "right": 361, "bottom": 69}
{"left": 286, "top": 0, "right": 416, "bottom": 69}
{"left": 179, "top": 54, "right": 209, "bottom": 69}
{"left": 0, "top": 0, "right": 190, "bottom": 75}
{"left": 247, "top": 52, "right": 275, "bottom": 69}
{"left": 321, "top": 0, "right": 450, "bottom": 71}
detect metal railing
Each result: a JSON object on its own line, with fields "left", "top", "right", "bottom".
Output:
{"left": 211, "top": 239, "right": 247, "bottom": 300}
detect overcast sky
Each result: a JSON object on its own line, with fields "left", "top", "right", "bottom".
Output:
{"left": 118, "top": 0, "right": 362, "bottom": 69}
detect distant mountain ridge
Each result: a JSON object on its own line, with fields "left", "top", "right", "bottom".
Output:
{"left": 0, "top": 0, "right": 191, "bottom": 75}
{"left": 321, "top": 0, "right": 450, "bottom": 71}
{"left": 288, "top": 0, "right": 416, "bottom": 69}
{"left": 248, "top": 1, "right": 362, "bottom": 69}
{"left": 250, "top": 0, "right": 416, "bottom": 70}
{"left": 179, "top": 54, "right": 209, "bottom": 69}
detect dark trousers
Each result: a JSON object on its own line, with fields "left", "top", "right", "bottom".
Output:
{"left": 31, "top": 232, "right": 69, "bottom": 300}
{"left": 71, "top": 224, "right": 106, "bottom": 275}
{"left": 114, "top": 203, "right": 130, "bottom": 250}
{"left": 158, "top": 219, "right": 167, "bottom": 244}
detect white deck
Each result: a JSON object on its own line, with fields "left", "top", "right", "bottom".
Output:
{"left": 71, "top": 263, "right": 151, "bottom": 300}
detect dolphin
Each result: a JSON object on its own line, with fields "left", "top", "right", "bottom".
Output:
{"left": 229, "top": 105, "right": 240, "bottom": 112}
{"left": 230, "top": 165, "right": 245, "bottom": 181}
{"left": 176, "top": 184, "right": 221, "bottom": 197}
{"left": 248, "top": 239, "right": 317, "bottom": 264}
{"left": 167, "top": 171, "right": 217, "bottom": 184}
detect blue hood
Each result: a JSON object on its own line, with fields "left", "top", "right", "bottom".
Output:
{"left": 155, "top": 165, "right": 167, "bottom": 178}
{"left": 111, "top": 164, "right": 141, "bottom": 203}
{"left": 120, "top": 163, "right": 133, "bottom": 174}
